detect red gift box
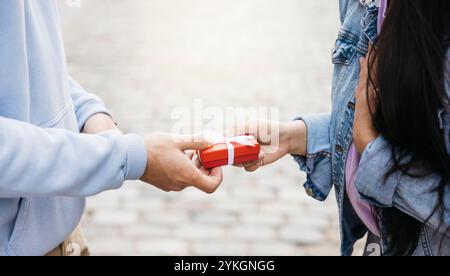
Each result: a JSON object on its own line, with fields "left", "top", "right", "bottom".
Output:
{"left": 198, "top": 135, "right": 260, "bottom": 169}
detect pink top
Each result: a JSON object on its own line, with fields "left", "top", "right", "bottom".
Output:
{"left": 345, "top": 144, "right": 381, "bottom": 237}
{"left": 377, "top": 0, "right": 388, "bottom": 36}
{"left": 345, "top": 0, "right": 387, "bottom": 238}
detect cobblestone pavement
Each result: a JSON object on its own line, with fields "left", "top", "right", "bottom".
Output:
{"left": 59, "top": 0, "right": 364, "bottom": 256}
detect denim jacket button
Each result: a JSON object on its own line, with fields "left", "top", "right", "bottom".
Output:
{"left": 335, "top": 145, "right": 344, "bottom": 154}
{"left": 335, "top": 186, "right": 341, "bottom": 194}
{"left": 306, "top": 187, "right": 315, "bottom": 197}
{"left": 347, "top": 101, "right": 355, "bottom": 110}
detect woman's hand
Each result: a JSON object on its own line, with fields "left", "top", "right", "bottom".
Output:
{"left": 228, "top": 120, "right": 307, "bottom": 172}
{"left": 353, "top": 52, "right": 379, "bottom": 154}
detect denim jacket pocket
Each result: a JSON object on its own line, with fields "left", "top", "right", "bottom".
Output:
{"left": 332, "top": 29, "right": 359, "bottom": 66}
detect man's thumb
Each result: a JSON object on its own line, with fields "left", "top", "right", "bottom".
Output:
{"left": 175, "top": 135, "right": 213, "bottom": 150}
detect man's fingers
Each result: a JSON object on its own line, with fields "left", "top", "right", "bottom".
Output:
{"left": 185, "top": 150, "right": 196, "bottom": 160}
{"left": 175, "top": 135, "right": 213, "bottom": 151}
{"left": 193, "top": 156, "right": 202, "bottom": 168}
{"left": 192, "top": 156, "right": 212, "bottom": 175}
{"left": 192, "top": 167, "right": 223, "bottom": 194}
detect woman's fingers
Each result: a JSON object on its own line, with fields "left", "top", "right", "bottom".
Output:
{"left": 244, "top": 154, "right": 265, "bottom": 172}
{"left": 185, "top": 150, "right": 196, "bottom": 160}
{"left": 244, "top": 160, "right": 264, "bottom": 172}
{"left": 227, "top": 120, "right": 276, "bottom": 146}
{"left": 233, "top": 152, "right": 264, "bottom": 168}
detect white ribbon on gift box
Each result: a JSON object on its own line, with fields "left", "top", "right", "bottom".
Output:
{"left": 209, "top": 135, "right": 256, "bottom": 165}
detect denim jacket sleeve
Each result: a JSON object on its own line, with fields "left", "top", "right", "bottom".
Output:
{"left": 355, "top": 49, "right": 450, "bottom": 236}
{"left": 292, "top": 113, "right": 333, "bottom": 201}
{"left": 0, "top": 116, "right": 147, "bottom": 198}
{"left": 355, "top": 134, "right": 450, "bottom": 237}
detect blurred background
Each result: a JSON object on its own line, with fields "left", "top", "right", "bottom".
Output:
{"left": 58, "top": 0, "right": 357, "bottom": 256}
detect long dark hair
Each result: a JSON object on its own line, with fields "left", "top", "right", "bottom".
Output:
{"left": 368, "top": 0, "right": 450, "bottom": 255}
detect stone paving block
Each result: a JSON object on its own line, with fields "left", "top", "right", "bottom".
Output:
{"left": 279, "top": 225, "right": 325, "bottom": 246}
{"left": 173, "top": 224, "right": 226, "bottom": 240}
{"left": 122, "top": 224, "right": 172, "bottom": 239}
{"left": 248, "top": 242, "right": 302, "bottom": 256}
{"left": 136, "top": 239, "right": 189, "bottom": 256}
{"left": 191, "top": 242, "right": 249, "bottom": 256}
{"left": 91, "top": 210, "right": 140, "bottom": 227}
{"left": 193, "top": 211, "right": 238, "bottom": 226}
{"left": 227, "top": 226, "right": 275, "bottom": 242}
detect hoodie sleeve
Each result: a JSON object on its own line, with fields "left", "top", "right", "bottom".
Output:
{"left": 68, "top": 76, "right": 113, "bottom": 131}
{"left": 0, "top": 116, "right": 147, "bottom": 198}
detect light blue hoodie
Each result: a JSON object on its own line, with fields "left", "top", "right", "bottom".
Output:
{"left": 0, "top": 0, "right": 148, "bottom": 255}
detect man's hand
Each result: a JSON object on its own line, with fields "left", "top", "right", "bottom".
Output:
{"left": 82, "top": 113, "right": 119, "bottom": 134}
{"left": 141, "top": 134, "right": 223, "bottom": 193}
{"left": 228, "top": 120, "right": 307, "bottom": 172}
{"left": 353, "top": 50, "right": 379, "bottom": 154}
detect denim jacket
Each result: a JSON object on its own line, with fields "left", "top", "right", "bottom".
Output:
{"left": 294, "top": 0, "right": 450, "bottom": 256}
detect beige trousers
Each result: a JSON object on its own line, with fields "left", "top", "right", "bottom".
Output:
{"left": 45, "top": 225, "right": 90, "bottom": 256}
